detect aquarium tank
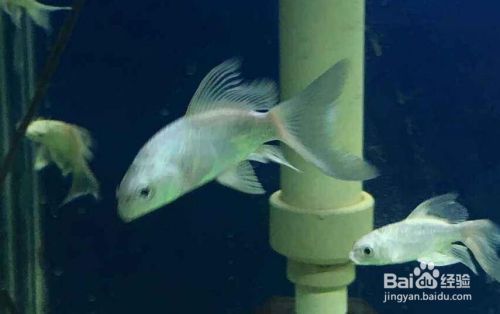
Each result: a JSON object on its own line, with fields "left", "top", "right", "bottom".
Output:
{"left": 0, "top": 0, "right": 499, "bottom": 313}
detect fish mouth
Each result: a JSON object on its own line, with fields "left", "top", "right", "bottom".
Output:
{"left": 25, "top": 130, "right": 43, "bottom": 141}
{"left": 117, "top": 201, "right": 153, "bottom": 223}
{"left": 348, "top": 251, "right": 359, "bottom": 264}
{"left": 117, "top": 201, "right": 136, "bottom": 223}
{"left": 118, "top": 211, "right": 134, "bottom": 223}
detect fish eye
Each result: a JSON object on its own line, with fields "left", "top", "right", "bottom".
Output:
{"left": 363, "top": 246, "right": 373, "bottom": 256}
{"left": 138, "top": 187, "right": 153, "bottom": 199}
{"left": 32, "top": 131, "right": 44, "bottom": 138}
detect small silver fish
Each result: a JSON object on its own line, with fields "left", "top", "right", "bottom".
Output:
{"left": 1, "top": 0, "right": 70, "bottom": 31}
{"left": 117, "top": 59, "right": 378, "bottom": 222}
{"left": 350, "top": 194, "right": 500, "bottom": 282}
{"left": 26, "top": 119, "right": 99, "bottom": 205}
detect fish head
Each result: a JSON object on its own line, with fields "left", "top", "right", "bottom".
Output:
{"left": 349, "top": 229, "right": 390, "bottom": 265}
{"left": 26, "top": 120, "right": 50, "bottom": 143}
{"left": 116, "top": 160, "right": 184, "bottom": 222}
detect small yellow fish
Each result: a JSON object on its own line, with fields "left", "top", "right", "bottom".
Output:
{"left": 1, "top": 0, "right": 70, "bottom": 31}
{"left": 26, "top": 119, "right": 99, "bottom": 205}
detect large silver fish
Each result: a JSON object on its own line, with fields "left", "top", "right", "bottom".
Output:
{"left": 116, "top": 59, "right": 378, "bottom": 222}
{"left": 350, "top": 194, "right": 500, "bottom": 282}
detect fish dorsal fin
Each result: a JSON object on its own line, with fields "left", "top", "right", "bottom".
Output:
{"left": 185, "top": 59, "right": 278, "bottom": 116}
{"left": 406, "top": 193, "right": 469, "bottom": 223}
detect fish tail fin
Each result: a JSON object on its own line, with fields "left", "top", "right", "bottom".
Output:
{"left": 461, "top": 219, "right": 500, "bottom": 282}
{"left": 268, "top": 60, "right": 378, "bottom": 181}
{"left": 26, "top": 2, "right": 71, "bottom": 31}
{"left": 62, "top": 163, "right": 99, "bottom": 206}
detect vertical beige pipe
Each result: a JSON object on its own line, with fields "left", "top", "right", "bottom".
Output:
{"left": 0, "top": 12, "right": 18, "bottom": 302}
{"left": 1, "top": 15, "right": 45, "bottom": 314}
{"left": 280, "top": 0, "right": 364, "bottom": 209}
{"left": 270, "top": 1, "right": 373, "bottom": 313}
{"left": 19, "top": 18, "right": 46, "bottom": 314}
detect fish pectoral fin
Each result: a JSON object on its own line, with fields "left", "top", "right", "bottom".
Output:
{"left": 418, "top": 245, "right": 478, "bottom": 275}
{"left": 406, "top": 193, "right": 469, "bottom": 224}
{"left": 248, "top": 144, "right": 299, "bottom": 171}
{"left": 216, "top": 161, "right": 265, "bottom": 194}
{"left": 34, "top": 146, "right": 51, "bottom": 170}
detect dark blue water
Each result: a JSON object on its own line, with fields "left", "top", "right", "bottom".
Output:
{"left": 36, "top": 0, "right": 500, "bottom": 313}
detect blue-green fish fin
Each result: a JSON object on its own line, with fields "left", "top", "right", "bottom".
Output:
{"left": 216, "top": 161, "right": 265, "bottom": 194}
{"left": 186, "top": 59, "right": 277, "bottom": 116}
{"left": 406, "top": 193, "right": 468, "bottom": 223}
{"left": 269, "top": 59, "right": 378, "bottom": 181}
{"left": 462, "top": 220, "right": 500, "bottom": 282}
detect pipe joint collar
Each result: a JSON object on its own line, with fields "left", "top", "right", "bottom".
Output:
{"left": 269, "top": 191, "right": 374, "bottom": 265}
{"left": 288, "top": 260, "right": 355, "bottom": 289}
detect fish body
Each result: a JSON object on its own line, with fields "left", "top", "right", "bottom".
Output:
{"left": 136, "top": 109, "right": 269, "bottom": 189}
{"left": 117, "top": 59, "right": 378, "bottom": 222}
{"left": 1, "top": 0, "right": 70, "bottom": 30}
{"left": 350, "top": 194, "right": 500, "bottom": 282}
{"left": 26, "top": 119, "right": 99, "bottom": 204}
{"left": 357, "top": 218, "right": 459, "bottom": 264}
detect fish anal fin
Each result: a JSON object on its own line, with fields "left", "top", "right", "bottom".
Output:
{"left": 216, "top": 161, "right": 265, "bottom": 194}
{"left": 449, "top": 244, "right": 478, "bottom": 275}
{"left": 418, "top": 244, "right": 477, "bottom": 275}
{"left": 61, "top": 164, "right": 99, "bottom": 206}
{"left": 407, "top": 193, "right": 469, "bottom": 223}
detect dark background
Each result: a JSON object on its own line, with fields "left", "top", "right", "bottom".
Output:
{"left": 33, "top": 0, "right": 500, "bottom": 313}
